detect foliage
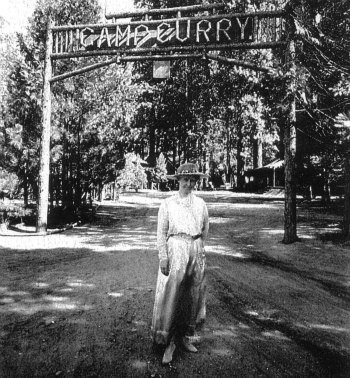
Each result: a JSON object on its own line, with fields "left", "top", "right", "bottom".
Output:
{"left": 151, "top": 153, "right": 168, "bottom": 183}
{"left": 0, "top": 28, "right": 42, "bottom": 203}
{"left": 16, "top": 0, "right": 106, "bottom": 207}
{"left": 117, "top": 153, "right": 147, "bottom": 191}
{"left": 0, "top": 26, "right": 20, "bottom": 101}
{"left": 0, "top": 0, "right": 349, "bottom": 232}
{"left": 0, "top": 169, "right": 20, "bottom": 196}
{"left": 282, "top": 0, "right": 350, "bottom": 201}
{"left": 0, "top": 203, "right": 33, "bottom": 226}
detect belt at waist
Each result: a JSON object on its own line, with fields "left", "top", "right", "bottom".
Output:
{"left": 167, "top": 233, "right": 202, "bottom": 241}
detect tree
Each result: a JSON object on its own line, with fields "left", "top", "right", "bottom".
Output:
{"left": 1, "top": 36, "right": 42, "bottom": 205}
{"left": 3, "top": 0, "right": 348, "bottom": 240}
{"left": 0, "top": 169, "right": 19, "bottom": 197}
{"left": 117, "top": 153, "right": 147, "bottom": 192}
{"left": 150, "top": 152, "right": 168, "bottom": 189}
{"left": 332, "top": 82, "right": 350, "bottom": 238}
{"left": 26, "top": 0, "right": 102, "bottom": 231}
{"left": 288, "top": 0, "right": 350, "bottom": 239}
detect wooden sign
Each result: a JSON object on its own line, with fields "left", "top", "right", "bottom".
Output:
{"left": 153, "top": 61, "right": 170, "bottom": 79}
{"left": 51, "top": 10, "right": 286, "bottom": 59}
{"left": 38, "top": 4, "right": 293, "bottom": 236}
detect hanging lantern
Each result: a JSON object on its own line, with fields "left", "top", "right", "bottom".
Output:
{"left": 153, "top": 60, "right": 171, "bottom": 79}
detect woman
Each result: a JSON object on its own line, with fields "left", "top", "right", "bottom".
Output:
{"left": 151, "top": 163, "right": 209, "bottom": 364}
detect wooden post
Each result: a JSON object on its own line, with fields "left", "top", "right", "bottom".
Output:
{"left": 283, "top": 36, "right": 298, "bottom": 243}
{"left": 36, "top": 20, "right": 53, "bottom": 234}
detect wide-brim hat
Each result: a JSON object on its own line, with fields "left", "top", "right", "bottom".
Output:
{"left": 167, "top": 163, "right": 209, "bottom": 180}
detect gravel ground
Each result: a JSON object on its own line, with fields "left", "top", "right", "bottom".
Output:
{"left": 0, "top": 190, "right": 349, "bottom": 377}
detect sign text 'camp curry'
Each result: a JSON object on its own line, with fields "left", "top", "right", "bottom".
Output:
{"left": 51, "top": 11, "right": 285, "bottom": 58}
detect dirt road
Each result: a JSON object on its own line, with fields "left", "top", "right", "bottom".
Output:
{"left": 0, "top": 191, "right": 349, "bottom": 377}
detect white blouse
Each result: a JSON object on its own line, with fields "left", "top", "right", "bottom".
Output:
{"left": 157, "top": 193, "right": 209, "bottom": 261}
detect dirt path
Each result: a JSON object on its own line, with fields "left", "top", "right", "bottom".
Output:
{"left": 0, "top": 191, "right": 349, "bottom": 377}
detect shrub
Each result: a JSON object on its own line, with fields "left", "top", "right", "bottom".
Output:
{"left": 117, "top": 153, "right": 147, "bottom": 192}
{"left": 0, "top": 169, "right": 20, "bottom": 198}
{"left": 0, "top": 203, "right": 34, "bottom": 228}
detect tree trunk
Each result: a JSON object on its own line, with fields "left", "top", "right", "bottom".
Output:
{"left": 149, "top": 112, "right": 156, "bottom": 167}
{"left": 173, "top": 143, "right": 177, "bottom": 172}
{"left": 23, "top": 157, "right": 29, "bottom": 207}
{"left": 182, "top": 125, "right": 188, "bottom": 163}
{"left": 283, "top": 38, "right": 298, "bottom": 244}
{"left": 49, "top": 167, "right": 54, "bottom": 210}
{"left": 202, "top": 149, "right": 208, "bottom": 189}
{"left": 75, "top": 121, "right": 82, "bottom": 207}
{"left": 253, "top": 132, "right": 263, "bottom": 169}
{"left": 283, "top": 120, "right": 297, "bottom": 243}
{"left": 62, "top": 132, "right": 69, "bottom": 208}
{"left": 69, "top": 153, "right": 74, "bottom": 206}
{"left": 36, "top": 20, "right": 52, "bottom": 233}
{"left": 56, "top": 164, "right": 61, "bottom": 206}
{"left": 322, "top": 168, "right": 331, "bottom": 204}
{"left": 236, "top": 121, "right": 245, "bottom": 190}
{"left": 226, "top": 113, "right": 232, "bottom": 185}
{"left": 343, "top": 155, "right": 350, "bottom": 238}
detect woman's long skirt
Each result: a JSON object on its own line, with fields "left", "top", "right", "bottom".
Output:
{"left": 151, "top": 236, "right": 206, "bottom": 345}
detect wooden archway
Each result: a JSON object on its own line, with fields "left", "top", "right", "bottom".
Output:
{"left": 36, "top": 2, "right": 297, "bottom": 243}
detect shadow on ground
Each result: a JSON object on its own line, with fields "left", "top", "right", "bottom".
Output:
{"left": 0, "top": 192, "right": 349, "bottom": 377}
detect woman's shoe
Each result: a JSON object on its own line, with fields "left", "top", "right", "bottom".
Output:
{"left": 181, "top": 337, "right": 198, "bottom": 353}
{"left": 187, "top": 333, "right": 201, "bottom": 344}
{"left": 162, "top": 340, "right": 176, "bottom": 364}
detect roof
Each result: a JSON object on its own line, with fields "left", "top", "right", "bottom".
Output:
{"left": 262, "top": 159, "right": 284, "bottom": 169}
{"left": 245, "top": 159, "right": 284, "bottom": 174}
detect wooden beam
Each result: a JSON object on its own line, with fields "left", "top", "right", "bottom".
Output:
{"left": 51, "top": 51, "right": 277, "bottom": 84}
{"left": 207, "top": 53, "right": 273, "bottom": 73}
{"left": 51, "top": 57, "right": 121, "bottom": 82}
{"left": 283, "top": 24, "right": 298, "bottom": 243}
{"left": 121, "top": 53, "right": 202, "bottom": 61}
{"left": 51, "top": 53, "right": 205, "bottom": 83}
{"left": 51, "top": 41, "right": 287, "bottom": 60}
{"left": 36, "top": 20, "right": 53, "bottom": 234}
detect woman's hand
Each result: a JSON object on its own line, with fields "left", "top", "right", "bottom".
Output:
{"left": 160, "top": 258, "right": 170, "bottom": 276}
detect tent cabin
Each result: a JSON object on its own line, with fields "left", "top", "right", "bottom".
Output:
{"left": 244, "top": 159, "right": 284, "bottom": 193}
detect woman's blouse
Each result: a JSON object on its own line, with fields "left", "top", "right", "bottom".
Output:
{"left": 157, "top": 193, "right": 209, "bottom": 262}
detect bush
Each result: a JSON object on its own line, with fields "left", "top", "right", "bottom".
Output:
{"left": 0, "top": 201, "right": 96, "bottom": 230}
{"left": 117, "top": 153, "right": 147, "bottom": 192}
{"left": 0, "top": 169, "right": 20, "bottom": 198}
{"left": 0, "top": 203, "right": 34, "bottom": 228}
{"left": 154, "top": 153, "right": 168, "bottom": 183}
{"left": 48, "top": 204, "right": 96, "bottom": 227}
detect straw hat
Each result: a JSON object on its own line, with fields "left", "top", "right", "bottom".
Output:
{"left": 167, "top": 163, "right": 209, "bottom": 180}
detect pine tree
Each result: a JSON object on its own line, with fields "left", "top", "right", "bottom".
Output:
{"left": 117, "top": 153, "right": 147, "bottom": 192}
